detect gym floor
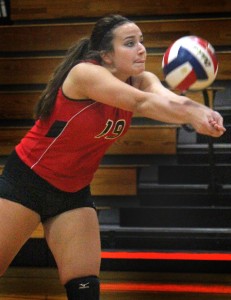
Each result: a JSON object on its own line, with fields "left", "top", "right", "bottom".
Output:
{"left": 1, "top": 268, "right": 231, "bottom": 299}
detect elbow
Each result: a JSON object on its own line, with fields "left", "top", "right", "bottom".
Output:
{"left": 133, "top": 92, "right": 151, "bottom": 116}
{"left": 134, "top": 99, "right": 147, "bottom": 116}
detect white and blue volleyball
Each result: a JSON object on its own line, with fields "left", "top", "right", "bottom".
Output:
{"left": 162, "top": 36, "right": 218, "bottom": 92}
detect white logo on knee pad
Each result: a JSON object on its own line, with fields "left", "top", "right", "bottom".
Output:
{"left": 79, "top": 282, "right": 90, "bottom": 289}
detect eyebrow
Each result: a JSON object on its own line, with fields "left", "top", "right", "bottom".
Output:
{"left": 123, "top": 34, "right": 143, "bottom": 40}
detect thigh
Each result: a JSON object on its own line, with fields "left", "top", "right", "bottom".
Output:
{"left": 0, "top": 197, "right": 41, "bottom": 275}
{"left": 43, "top": 207, "right": 101, "bottom": 285}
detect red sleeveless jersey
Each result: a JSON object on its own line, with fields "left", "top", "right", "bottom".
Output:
{"left": 16, "top": 88, "right": 133, "bottom": 192}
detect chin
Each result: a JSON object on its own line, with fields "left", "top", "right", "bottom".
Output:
{"left": 133, "top": 68, "right": 145, "bottom": 75}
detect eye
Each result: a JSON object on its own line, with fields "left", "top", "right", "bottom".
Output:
{"left": 125, "top": 41, "right": 135, "bottom": 47}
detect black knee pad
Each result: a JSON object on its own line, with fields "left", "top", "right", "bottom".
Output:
{"left": 64, "top": 275, "right": 100, "bottom": 300}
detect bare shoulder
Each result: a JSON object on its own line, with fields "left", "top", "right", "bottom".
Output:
{"left": 71, "top": 62, "right": 111, "bottom": 80}
{"left": 63, "top": 62, "right": 111, "bottom": 99}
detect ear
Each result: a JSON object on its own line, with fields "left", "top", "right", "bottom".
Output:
{"left": 101, "top": 51, "right": 113, "bottom": 65}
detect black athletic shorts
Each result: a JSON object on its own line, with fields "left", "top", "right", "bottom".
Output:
{"left": 0, "top": 151, "right": 96, "bottom": 222}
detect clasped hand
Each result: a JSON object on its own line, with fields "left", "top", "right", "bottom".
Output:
{"left": 191, "top": 108, "right": 226, "bottom": 138}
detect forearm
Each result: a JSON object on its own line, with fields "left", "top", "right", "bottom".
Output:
{"left": 136, "top": 92, "right": 197, "bottom": 125}
{"left": 135, "top": 91, "right": 225, "bottom": 138}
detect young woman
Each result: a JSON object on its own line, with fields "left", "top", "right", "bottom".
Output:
{"left": 0, "top": 14, "right": 225, "bottom": 299}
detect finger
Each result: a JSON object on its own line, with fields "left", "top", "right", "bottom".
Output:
{"left": 212, "top": 123, "right": 226, "bottom": 132}
{"left": 211, "top": 126, "right": 226, "bottom": 137}
{"left": 215, "top": 125, "right": 226, "bottom": 132}
{"left": 208, "top": 119, "right": 226, "bottom": 132}
{"left": 212, "top": 112, "right": 224, "bottom": 126}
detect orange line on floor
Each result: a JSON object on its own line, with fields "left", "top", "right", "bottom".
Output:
{"left": 102, "top": 251, "right": 231, "bottom": 261}
{"left": 101, "top": 282, "right": 231, "bottom": 294}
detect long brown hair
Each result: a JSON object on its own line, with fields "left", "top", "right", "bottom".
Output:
{"left": 34, "top": 14, "right": 132, "bottom": 119}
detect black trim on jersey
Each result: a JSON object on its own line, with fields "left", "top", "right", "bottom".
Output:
{"left": 61, "top": 87, "right": 94, "bottom": 102}
{"left": 45, "top": 120, "right": 67, "bottom": 137}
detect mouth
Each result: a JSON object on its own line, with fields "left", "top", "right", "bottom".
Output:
{"left": 135, "top": 60, "right": 145, "bottom": 63}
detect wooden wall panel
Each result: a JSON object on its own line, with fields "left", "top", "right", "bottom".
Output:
{"left": 1, "top": 19, "right": 231, "bottom": 52}
{"left": 0, "top": 92, "right": 39, "bottom": 119}
{"left": 91, "top": 167, "right": 137, "bottom": 196}
{"left": 107, "top": 126, "right": 177, "bottom": 155}
{"left": 1, "top": 52, "right": 230, "bottom": 85}
{"left": 10, "top": 0, "right": 231, "bottom": 20}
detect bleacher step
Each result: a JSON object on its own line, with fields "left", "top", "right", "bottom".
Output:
{"left": 120, "top": 206, "right": 231, "bottom": 228}
{"left": 139, "top": 164, "right": 231, "bottom": 185}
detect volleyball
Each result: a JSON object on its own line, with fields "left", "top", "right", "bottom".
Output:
{"left": 162, "top": 36, "right": 218, "bottom": 92}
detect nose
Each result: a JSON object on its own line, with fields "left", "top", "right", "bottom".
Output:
{"left": 138, "top": 42, "right": 146, "bottom": 53}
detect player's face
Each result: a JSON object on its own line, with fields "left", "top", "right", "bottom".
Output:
{"left": 105, "top": 23, "right": 146, "bottom": 80}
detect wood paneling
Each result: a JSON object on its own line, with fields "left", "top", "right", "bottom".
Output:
{"left": 10, "top": 0, "right": 231, "bottom": 20}
{"left": 0, "top": 91, "right": 39, "bottom": 119}
{"left": 0, "top": 52, "right": 229, "bottom": 85}
{"left": 1, "top": 19, "right": 231, "bottom": 52}
{"left": 107, "top": 126, "right": 177, "bottom": 155}
{"left": 91, "top": 166, "right": 137, "bottom": 196}
{"left": 0, "top": 57, "right": 60, "bottom": 85}
{"left": 0, "top": 127, "right": 29, "bottom": 155}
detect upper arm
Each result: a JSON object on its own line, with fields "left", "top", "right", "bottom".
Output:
{"left": 63, "top": 62, "right": 146, "bottom": 112}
